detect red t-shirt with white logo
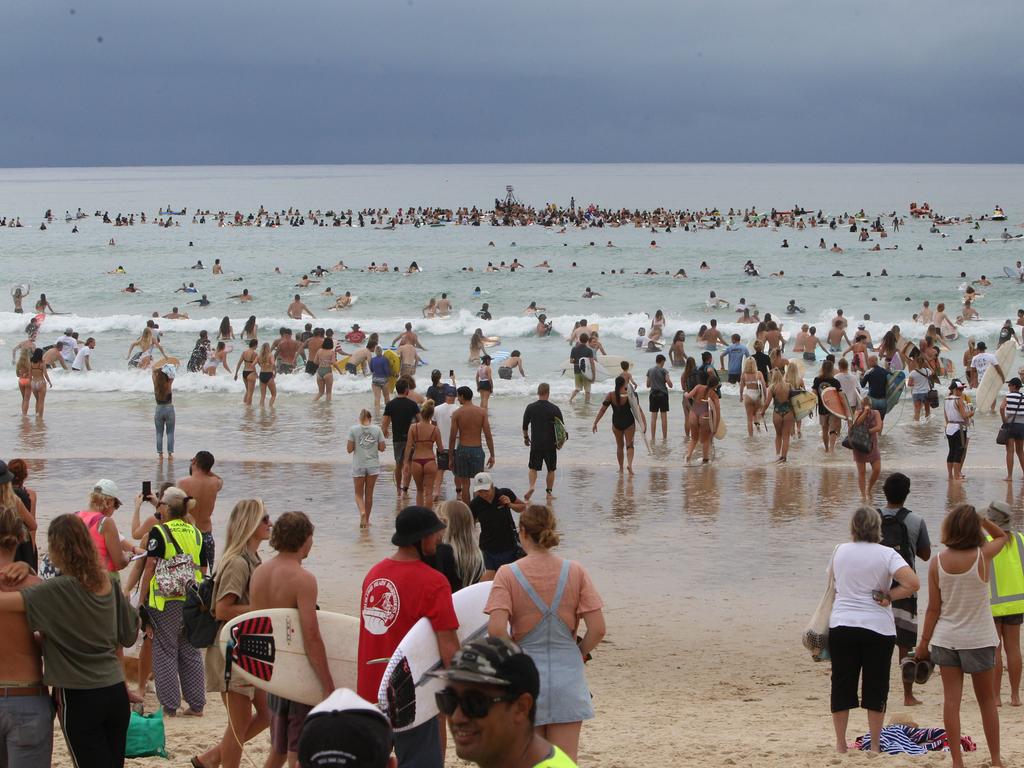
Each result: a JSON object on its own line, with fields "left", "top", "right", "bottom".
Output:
{"left": 357, "top": 558, "right": 459, "bottom": 701}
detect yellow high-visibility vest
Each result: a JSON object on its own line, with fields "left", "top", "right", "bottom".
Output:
{"left": 990, "top": 531, "right": 1024, "bottom": 618}
{"left": 147, "top": 519, "right": 204, "bottom": 611}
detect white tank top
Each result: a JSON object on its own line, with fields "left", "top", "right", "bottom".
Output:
{"left": 930, "top": 548, "right": 999, "bottom": 651}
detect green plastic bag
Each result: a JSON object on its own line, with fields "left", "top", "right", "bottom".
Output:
{"left": 125, "top": 709, "right": 167, "bottom": 758}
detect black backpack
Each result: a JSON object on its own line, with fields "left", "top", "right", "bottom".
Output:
{"left": 182, "top": 573, "right": 220, "bottom": 649}
{"left": 879, "top": 508, "right": 914, "bottom": 567}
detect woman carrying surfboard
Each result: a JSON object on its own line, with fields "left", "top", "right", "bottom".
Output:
{"left": 592, "top": 376, "right": 643, "bottom": 474}
{"left": 761, "top": 369, "right": 795, "bottom": 463}
{"left": 485, "top": 505, "right": 606, "bottom": 763}
{"left": 684, "top": 369, "right": 720, "bottom": 464}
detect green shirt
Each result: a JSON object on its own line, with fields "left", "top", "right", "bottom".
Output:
{"left": 23, "top": 574, "right": 138, "bottom": 689}
{"left": 534, "top": 746, "right": 578, "bottom": 767}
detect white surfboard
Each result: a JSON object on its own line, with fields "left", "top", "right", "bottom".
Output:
{"left": 378, "top": 581, "right": 493, "bottom": 732}
{"left": 975, "top": 340, "right": 1017, "bottom": 411}
{"left": 627, "top": 382, "right": 652, "bottom": 453}
{"left": 595, "top": 355, "right": 630, "bottom": 382}
{"left": 221, "top": 609, "right": 359, "bottom": 706}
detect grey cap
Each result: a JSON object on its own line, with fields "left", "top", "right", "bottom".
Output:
{"left": 985, "top": 501, "right": 1013, "bottom": 531}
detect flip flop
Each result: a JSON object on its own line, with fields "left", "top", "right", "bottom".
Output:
{"left": 915, "top": 659, "right": 935, "bottom": 685}
{"left": 901, "top": 656, "right": 917, "bottom": 684}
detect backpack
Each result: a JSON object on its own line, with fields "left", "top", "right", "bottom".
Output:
{"left": 154, "top": 524, "right": 198, "bottom": 599}
{"left": 879, "top": 508, "right": 914, "bottom": 567}
{"left": 182, "top": 574, "right": 220, "bottom": 648}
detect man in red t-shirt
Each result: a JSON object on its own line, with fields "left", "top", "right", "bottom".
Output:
{"left": 358, "top": 505, "right": 459, "bottom": 768}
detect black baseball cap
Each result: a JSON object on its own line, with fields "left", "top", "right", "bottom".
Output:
{"left": 391, "top": 505, "right": 446, "bottom": 547}
{"left": 427, "top": 637, "right": 540, "bottom": 699}
{"left": 298, "top": 689, "right": 393, "bottom": 768}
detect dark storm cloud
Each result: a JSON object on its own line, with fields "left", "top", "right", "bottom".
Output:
{"left": 1, "top": 0, "right": 1021, "bottom": 166}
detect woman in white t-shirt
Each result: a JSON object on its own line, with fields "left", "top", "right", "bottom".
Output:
{"left": 907, "top": 360, "right": 933, "bottom": 421}
{"left": 346, "top": 409, "right": 386, "bottom": 528}
{"left": 828, "top": 506, "right": 920, "bottom": 754}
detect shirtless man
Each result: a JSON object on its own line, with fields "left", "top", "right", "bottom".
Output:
{"left": 0, "top": 508, "right": 49, "bottom": 766}
{"left": 804, "top": 326, "right": 829, "bottom": 360}
{"left": 177, "top": 450, "right": 224, "bottom": 567}
{"left": 568, "top": 319, "right": 590, "bottom": 345}
{"left": 397, "top": 340, "right": 421, "bottom": 379}
{"left": 345, "top": 342, "right": 374, "bottom": 374}
{"left": 855, "top": 323, "right": 874, "bottom": 349}
{"left": 212, "top": 259, "right": 224, "bottom": 275}
{"left": 288, "top": 294, "right": 315, "bottom": 320}
{"left": 827, "top": 319, "right": 851, "bottom": 353}
{"left": 449, "top": 386, "right": 496, "bottom": 503}
{"left": 230, "top": 288, "right": 253, "bottom": 302}
{"left": 933, "top": 303, "right": 958, "bottom": 338}
{"left": 791, "top": 324, "right": 810, "bottom": 356}
{"left": 303, "top": 329, "right": 325, "bottom": 375}
{"left": 271, "top": 327, "right": 302, "bottom": 374}
{"left": 391, "top": 322, "right": 426, "bottom": 350}
{"left": 436, "top": 293, "right": 452, "bottom": 316}
{"left": 833, "top": 309, "right": 848, "bottom": 330}
{"left": 701, "top": 319, "right": 727, "bottom": 350}
{"left": 163, "top": 307, "right": 189, "bottom": 319}
{"left": 42, "top": 342, "right": 70, "bottom": 370}
{"left": 918, "top": 300, "right": 934, "bottom": 325}
{"left": 249, "top": 512, "right": 334, "bottom": 765}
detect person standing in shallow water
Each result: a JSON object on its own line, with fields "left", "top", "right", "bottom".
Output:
{"left": 592, "top": 375, "right": 642, "bottom": 474}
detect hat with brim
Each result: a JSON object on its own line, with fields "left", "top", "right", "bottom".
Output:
{"left": 391, "top": 505, "right": 446, "bottom": 547}
{"left": 93, "top": 478, "right": 120, "bottom": 502}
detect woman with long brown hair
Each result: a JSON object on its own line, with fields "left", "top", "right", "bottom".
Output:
{"left": 152, "top": 360, "right": 176, "bottom": 459}
{"left": 0, "top": 514, "right": 138, "bottom": 767}
{"left": 0, "top": 459, "right": 36, "bottom": 570}
{"left": 404, "top": 399, "right": 443, "bottom": 509}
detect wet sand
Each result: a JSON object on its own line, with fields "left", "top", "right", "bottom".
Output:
{"left": 5, "top": 391, "right": 1024, "bottom": 766}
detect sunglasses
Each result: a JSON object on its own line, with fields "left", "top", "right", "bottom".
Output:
{"left": 435, "top": 688, "right": 519, "bottom": 719}
{"left": 261, "top": 515, "right": 271, "bottom": 524}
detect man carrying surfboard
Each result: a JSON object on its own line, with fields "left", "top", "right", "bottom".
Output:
{"left": 249, "top": 512, "right": 335, "bottom": 767}
{"left": 358, "top": 506, "right": 459, "bottom": 768}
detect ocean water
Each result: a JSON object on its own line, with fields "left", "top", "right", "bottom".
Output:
{"left": 3, "top": 163, "right": 1024, "bottom": 606}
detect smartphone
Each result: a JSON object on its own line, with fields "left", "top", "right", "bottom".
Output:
{"left": 142, "top": 480, "right": 152, "bottom": 498}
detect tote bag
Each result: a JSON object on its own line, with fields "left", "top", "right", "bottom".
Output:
{"left": 802, "top": 546, "right": 839, "bottom": 661}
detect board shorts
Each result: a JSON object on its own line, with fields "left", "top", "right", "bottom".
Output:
{"left": 727, "top": 373, "right": 740, "bottom": 384}
{"left": 276, "top": 362, "right": 295, "bottom": 374}
{"left": 352, "top": 466, "right": 380, "bottom": 479}
{"left": 268, "top": 695, "right": 311, "bottom": 755}
{"left": 392, "top": 440, "right": 407, "bottom": 465}
{"left": 649, "top": 390, "right": 670, "bottom": 413}
{"left": 573, "top": 373, "right": 592, "bottom": 390}
{"left": 345, "top": 363, "right": 357, "bottom": 374}
{"left": 400, "top": 364, "right": 416, "bottom": 378}
{"left": 436, "top": 449, "right": 450, "bottom": 472}
{"left": 528, "top": 447, "right": 557, "bottom": 472}
{"left": 201, "top": 532, "right": 216, "bottom": 570}
{"left": 482, "top": 547, "right": 521, "bottom": 572}
{"left": 930, "top": 644, "right": 996, "bottom": 673}
{"left": 455, "top": 445, "right": 486, "bottom": 478}
{"left": 304, "top": 360, "right": 318, "bottom": 375}
{"left": 995, "top": 613, "right": 1024, "bottom": 626}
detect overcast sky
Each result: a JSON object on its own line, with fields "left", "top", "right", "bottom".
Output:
{"left": 2, "top": 0, "right": 1022, "bottom": 167}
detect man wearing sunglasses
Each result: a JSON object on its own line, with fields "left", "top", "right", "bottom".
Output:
{"left": 428, "top": 637, "right": 577, "bottom": 767}
{"left": 357, "top": 506, "right": 459, "bottom": 767}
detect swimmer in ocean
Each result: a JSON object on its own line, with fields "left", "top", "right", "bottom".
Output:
{"left": 287, "top": 294, "right": 315, "bottom": 320}
{"left": 582, "top": 287, "right": 601, "bottom": 298}
{"left": 785, "top": 300, "right": 805, "bottom": 315}
{"left": 230, "top": 288, "right": 253, "bottom": 302}
{"left": 187, "top": 294, "right": 210, "bottom": 307}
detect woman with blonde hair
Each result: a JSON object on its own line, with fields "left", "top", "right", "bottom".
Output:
{"left": 404, "top": 399, "right": 442, "bottom": 508}
{"left": 76, "top": 479, "right": 136, "bottom": 576}
{"left": 738, "top": 356, "right": 766, "bottom": 436}
{"left": 127, "top": 326, "right": 165, "bottom": 369}
{"left": 194, "top": 499, "right": 273, "bottom": 768}
{"left": 256, "top": 342, "right": 276, "bottom": 406}
{"left": 0, "top": 514, "right": 138, "bottom": 766}
{"left": 784, "top": 361, "right": 806, "bottom": 439}
{"left": 138, "top": 487, "right": 207, "bottom": 717}
{"left": 436, "top": 500, "right": 484, "bottom": 591}
{"left": 915, "top": 505, "right": 1007, "bottom": 768}
{"left": 762, "top": 368, "right": 794, "bottom": 462}
{"left": 485, "top": 505, "right": 606, "bottom": 761}
{"left": 15, "top": 347, "right": 31, "bottom": 415}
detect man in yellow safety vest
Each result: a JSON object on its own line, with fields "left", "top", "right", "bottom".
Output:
{"left": 986, "top": 501, "right": 1023, "bottom": 706}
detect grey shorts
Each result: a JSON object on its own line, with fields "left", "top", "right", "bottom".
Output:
{"left": 351, "top": 466, "right": 380, "bottom": 479}
{"left": 930, "top": 644, "right": 996, "bottom": 673}
{"left": 392, "top": 440, "right": 407, "bottom": 464}
{"left": 912, "top": 392, "right": 928, "bottom": 403}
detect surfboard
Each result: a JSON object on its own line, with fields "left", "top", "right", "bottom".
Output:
{"left": 627, "top": 383, "right": 651, "bottom": 453}
{"left": 10, "top": 283, "right": 28, "bottom": 297}
{"left": 595, "top": 355, "right": 630, "bottom": 382}
{"left": 489, "top": 349, "right": 511, "bottom": 363}
{"left": 821, "top": 387, "right": 851, "bottom": 420}
{"left": 791, "top": 391, "right": 818, "bottom": 420}
{"left": 712, "top": 399, "right": 727, "bottom": 440}
{"left": 221, "top": 609, "right": 359, "bottom": 707}
{"left": 975, "top": 340, "right": 1017, "bottom": 411}
{"left": 885, "top": 370, "right": 907, "bottom": 414}
{"left": 1005, "top": 266, "right": 1021, "bottom": 281}
{"left": 379, "top": 582, "right": 493, "bottom": 732}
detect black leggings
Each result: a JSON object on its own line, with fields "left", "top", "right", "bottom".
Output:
{"left": 829, "top": 625, "right": 896, "bottom": 713}
{"left": 56, "top": 683, "right": 130, "bottom": 768}
{"left": 946, "top": 429, "right": 966, "bottom": 464}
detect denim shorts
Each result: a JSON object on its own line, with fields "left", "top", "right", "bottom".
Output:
{"left": 912, "top": 392, "right": 928, "bottom": 403}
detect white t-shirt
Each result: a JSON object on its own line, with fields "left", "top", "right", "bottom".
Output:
{"left": 907, "top": 369, "right": 930, "bottom": 395}
{"left": 970, "top": 352, "right": 999, "bottom": 381}
{"left": 433, "top": 402, "right": 457, "bottom": 449}
{"left": 829, "top": 541, "right": 907, "bottom": 636}
{"left": 56, "top": 335, "right": 77, "bottom": 363}
{"left": 835, "top": 372, "right": 862, "bottom": 407}
{"left": 71, "top": 346, "right": 92, "bottom": 371}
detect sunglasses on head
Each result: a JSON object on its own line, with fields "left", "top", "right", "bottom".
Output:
{"left": 434, "top": 687, "right": 519, "bottom": 719}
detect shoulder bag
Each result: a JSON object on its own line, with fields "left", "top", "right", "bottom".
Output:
{"left": 802, "top": 545, "right": 839, "bottom": 661}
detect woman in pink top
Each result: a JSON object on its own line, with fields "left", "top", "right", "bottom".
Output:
{"left": 76, "top": 479, "right": 136, "bottom": 574}
{"left": 915, "top": 505, "right": 1008, "bottom": 768}
{"left": 485, "top": 505, "right": 606, "bottom": 762}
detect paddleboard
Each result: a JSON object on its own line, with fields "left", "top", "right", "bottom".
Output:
{"left": 222, "top": 609, "right": 359, "bottom": 707}
{"left": 975, "top": 340, "right": 1016, "bottom": 411}
{"left": 627, "top": 383, "right": 651, "bottom": 453}
{"left": 379, "top": 581, "right": 493, "bottom": 732}
{"left": 885, "top": 370, "right": 907, "bottom": 414}
{"left": 821, "top": 387, "right": 851, "bottom": 421}
{"left": 791, "top": 391, "right": 818, "bottom": 420}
